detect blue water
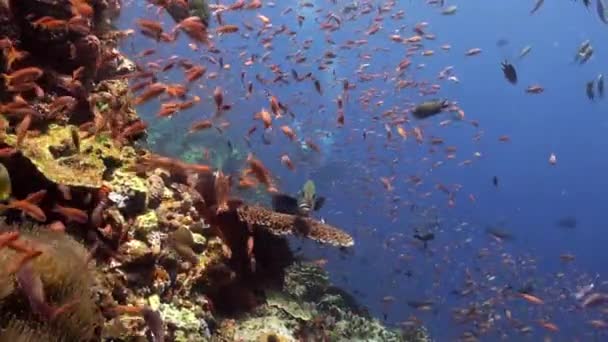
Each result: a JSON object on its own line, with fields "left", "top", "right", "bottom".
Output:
{"left": 118, "top": 0, "right": 608, "bottom": 339}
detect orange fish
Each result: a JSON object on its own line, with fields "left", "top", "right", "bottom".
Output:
{"left": 133, "top": 83, "right": 167, "bottom": 105}
{"left": 519, "top": 293, "right": 544, "bottom": 305}
{"left": 213, "top": 170, "right": 231, "bottom": 214}
{"left": 280, "top": 125, "right": 296, "bottom": 141}
{"left": 246, "top": 154, "right": 277, "bottom": 192}
{"left": 280, "top": 154, "right": 295, "bottom": 171}
{"left": 246, "top": 0, "right": 262, "bottom": 9}
{"left": 255, "top": 108, "right": 272, "bottom": 128}
{"left": 2, "top": 67, "right": 44, "bottom": 86}
{"left": 70, "top": 0, "right": 94, "bottom": 17}
{"left": 16, "top": 114, "right": 32, "bottom": 147}
{"left": 32, "top": 16, "right": 68, "bottom": 30}
{"left": 269, "top": 96, "right": 281, "bottom": 117}
{"left": 189, "top": 119, "right": 214, "bottom": 133}
{"left": 184, "top": 65, "right": 206, "bottom": 83}
{"left": 526, "top": 84, "right": 544, "bottom": 94}
{"left": 0, "top": 190, "right": 47, "bottom": 222}
{"left": 537, "top": 320, "right": 559, "bottom": 332}
{"left": 175, "top": 16, "right": 209, "bottom": 44}
{"left": 216, "top": 25, "right": 239, "bottom": 34}
{"left": 213, "top": 86, "right": 224, "bottom": 111}
{"left": 52, "top": 204, "right": 88, "bottom": 224}
{"left": 166, "top": 84, "right": 187, "bottom": 98}
{"left": 136, "top": 18, "right": 164, "bottom": 40}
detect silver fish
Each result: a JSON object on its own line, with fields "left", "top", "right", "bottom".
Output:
{"left": 598, "top": 74, "right": 604, "bottom": 98}
{"left": 598, "top": 0, "right": 608, "bottom": 24}
{"left": 530, "top": 0, "right": 544, "bottom": 14}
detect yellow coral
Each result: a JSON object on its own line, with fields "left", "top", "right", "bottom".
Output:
{"left": 4, "top": 124, "right": 124, "bottom": 188}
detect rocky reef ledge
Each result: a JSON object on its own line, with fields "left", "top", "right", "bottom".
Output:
{"left": 0, "top": 0, "right": 429, "bottom": 341}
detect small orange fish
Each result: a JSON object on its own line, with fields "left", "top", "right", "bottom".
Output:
{"left": 52, "top": 204, "right": 88, "bottom": 224}
{"left": 133, "top": 83, "right": 167, "bottom": 105}
{"left": 136, "top": 18, "right": 164, "bottom": 40}
{"left": 498, "top": 135, "right": 510, "bottom": 142}
{"left": 213, "top": 170, "right": 231, "bottom": 214}
{"left": 246, "top": 0, "right": 262, "bottom": 9}
{"left": 0, "top": 190, "right": 47, "bottom": 222}
{"left": 280, "top": 154, "right": 295, "bottom": 171}
{"left": 189, "top": 119, "right": 214, "bottom": 133}
{"left": 16, "top": 114, "right": 32, "bottom": 147}
{"left": 184, "top": 65, "right": 206, "bottom": 83}
{"left": 246, "top": 154, "right": 276, "bottom": 192}
{"left": 526, "top": 84, "right": 544, "bottom": 94}
{"left": 280, "top": 125, "right": 296, "bottom": 141}
{"left": 519, "top": 293, "right": 544, "bottom": 305}
{"left": 32, "top": 16, "right": 68, "bottom": 30}
{"left": 175, "top": 16, "right": 209, "bottom": 44}
{"left": 216, "top": 25, "right": 239, "bottom": 34}
{"left": 2, "top": 67, "right": 44, "bottom": 86}
{"left": 269, "top": 96, "right": 281, "bottom": 117}
{"left": 70, "top": 0, "right": 93, "bottom": 17}
{"left": 166, "top": 84, "right": 187, "bottom": 98}
{"left": 257, "top": 14, "right": 270, "bottom": 25}
{"left": 537, "top": 320, "right": 559, "bottom": 332}
{"left": 213, "top": 86, "right": 224, "bottom": 111}
{"left": 255, "top": 108, "right": 272, "bottom": 128}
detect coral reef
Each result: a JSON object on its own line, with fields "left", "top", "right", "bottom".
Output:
{"left": 3, "top": 124, "right": 124, "bottom": 188}
{"left": 212, "top": 262, "right": 431, "bottom": 342}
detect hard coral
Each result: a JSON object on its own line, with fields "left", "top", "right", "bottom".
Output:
{"left": 3, "top": 124, "right": 123, "bottom": 188}
{"left": 236, "top": 205, "right": 354, "bottom": 248}
{"left": 0, "top": 225, "right": 102, "bottom": 341}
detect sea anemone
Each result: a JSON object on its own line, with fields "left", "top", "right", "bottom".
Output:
{"left": 0, "top": 224, "right": 102, "bottom": 341}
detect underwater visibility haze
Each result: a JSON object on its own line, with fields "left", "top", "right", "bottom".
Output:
{"left": 1, "top": 0, "right": 608, "bottom": 340}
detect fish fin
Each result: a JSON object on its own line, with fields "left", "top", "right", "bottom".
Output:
{"left": 314, "top": 196, "right": 326, "bottom": 211}
{"left": 271, "top": 194, "right": 299, "bottom": 215}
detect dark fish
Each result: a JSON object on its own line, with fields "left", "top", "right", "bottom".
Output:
{"left": 496, "top": 38, "right": 509, "bottom": 47}
{"left": 598, "top": 74, "right": 604, "bottom": 98}
{"left": 556, "top": 216, "right": 577, "bottom": 229}
{"left": 271, "top": 180, "right": 325, "bottom": 216}
{"left": 407, "top": 300, "right": 435, "bottom": 310}
{"left": 586, "top": 80, "right": 595, "bottom": 100}
{"left": 412, "top": 99, "right": 448, "bottom": 119}
{"left": 486, "top": 227, "right": 513, "bottom": 240}
{"left": 530, "top": 0, "right": 544, "bottom": 14}
{"left": 501, "top": 60, "right": 517, "bottom": 84}
{"left": 598, "top": 0, "right": 608, "bottom": 24}
{"left": 313, "top": 78, "right": 322, "bottom": 95}
{"left": 413, "top": 231, "right": 434, "bottom": 248}
{"left": 492, "top": 176, "right": 498, "bottom": 187}
{"left": 584, "top": 0, "right": 591, "bottom": 8}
